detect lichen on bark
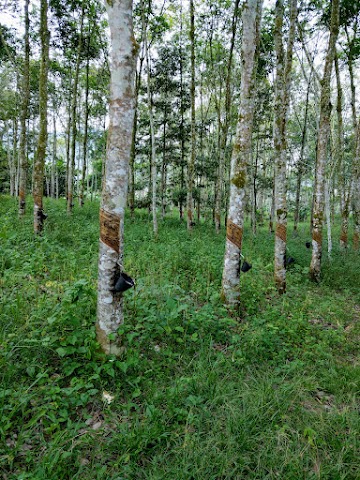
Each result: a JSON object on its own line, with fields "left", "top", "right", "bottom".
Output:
{"left": 96, "top": 0, "right": 137, "bottom": 354}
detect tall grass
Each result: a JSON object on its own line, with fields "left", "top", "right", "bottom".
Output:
{"left": 0, "top": 196, "right": 359, "bottom": 479}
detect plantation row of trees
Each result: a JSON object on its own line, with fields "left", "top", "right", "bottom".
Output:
{"left": 1, "top": 0, "right": 359, "bottom": 351}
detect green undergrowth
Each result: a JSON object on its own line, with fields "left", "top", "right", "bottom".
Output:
{"left": 0, "top": 195, "right": 359, "bottom": 479}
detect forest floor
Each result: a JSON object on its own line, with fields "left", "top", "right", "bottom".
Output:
{"left": 1, "top": 195, "right": 360, "bottom": 480}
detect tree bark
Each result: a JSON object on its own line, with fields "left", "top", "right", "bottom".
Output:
{"left": 128, "top": 3, "right": 146, "bottom": 218}
{"left": 18, "top": 0, "right": 30, "bottom": 216}
{"left": 222, "top": 0, "right": 263, "bottom": 305}
{"left": 33, "top": 0, "right": 49, "bottom": 234}
{"left": 310, "top": 0, "right": 339, "bottom": 281}
{"left": 51, "top": 99, "right": 57, "bottom": 198}
{"left": 145, "top": 34, "right": 158, "bottom": 236}
{"left": 273, "top": 0, "right": 297, "bottom": 295}
{"left": 96, "top": 0, "right": 137, "bottom": 354}
{"left": 9, "top": 120, "right": 17, "bottom": 197}
{"left": 214, "top": 0, "right": 240, "bottom": 233}
{"left": 67, "top": 2, "right": 85, "bottom": 214}
{"left": 334, "top": 53, "right": 350, "bottom": 250}
{"left": 294, "top": 62, "right": 312, "bottom": 232}
{"left": 187, "top": 0, "right": 196, "bottom": 230}
{"left": 79, "top": 38, "right": 90, "bottom": 207}
{"left": 344, "top": 27, "right": 360, "bottom": 251}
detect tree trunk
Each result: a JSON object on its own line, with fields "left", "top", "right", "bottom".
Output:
{"left": 294, "top": 65, "right": 312, "bottom": 232}
{"left": 51, "top": 101, "right": 57, "bottom": 198}
{"left": 222, "top": 0, "right": 263, "bottom": 305}
{"left": 345, "top": 27, "right": 360, "bottom": 251}
{"left": 251, "top": 132, "right": 260, "bottom": 235}
{"left": 353, "top": 122, "right": 360, "bottom": 251}
{"left": 334, "top": 54, "right": 349, "bottom": 250}
{"left": 161, "top": 105, "right": 167, "bottom": 220}
{"left": 273, "top": 0, "right": 297, "bottom": 295}
{"left": 187, "top": 0, "right": 196, "bottom": 230}
{"left": 179, "top": 3, "right": 186, "bottom": 221}
{"left": 67, "top": 2, "right": 85, "bottom": 214}
{"left": 215, "top": 0, "right": 240, "bottom": 233}
{"left": 79, "top": 43, "right": 90, "bottom": 207}
{"left": 8, "top": 121, "right": 17, "bottom": 196}
{"left": 145, "top": 34, "right": 158, "bottom": 237}
{"left": 18, "top": 0, "right": 30, "bottom": 215}
{"left": 325, "top": 179, "right": 332, "bottom": 258}
{"left": 310, "top": 0, "right": 339, "bottom": 281}
{"left": 33, "top": 0, "right": 49, "bottom": 234}
{"left": 129, "top": 2, "right": 147, "bottom": 218}
{"left": 96, "top": 0, "right": 137, "bottom": 354}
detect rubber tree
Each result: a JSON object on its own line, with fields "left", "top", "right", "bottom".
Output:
{"left": 96, "top": 0, "right": 137, "bottom": 354}
{"left": 33, "top": 0, "right": 49, "bottom": 234}
{"left": 187, "top": 0, "right": 196, "bottom": 230}
{"left": 221, "top": 0, "right": 263, "bottom": 306}
{"left": 334, "top": 53, "right": 350, "bottom": 250}
{"left": 310, "top": 0, "right": 339, "bottom": 281}
{"left": 214, "top": 0, "right": 240, "bottom": 234}
{"left": 67, "top": 1, "right": 85, "bottom": 214}
{"left": 273, "top": 0, "right": 297, "bottom": 294}
{"left": 18, "top": 0, "right": 30, "bottom": 216}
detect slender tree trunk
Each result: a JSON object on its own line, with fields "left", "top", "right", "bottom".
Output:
{"left": 161, "top": 105, "right": 167, "bottom": 220}
{"left": 222, "top": 0, "right": 263, "bottom": 305}
{"left": 269, "top": 175, "right": 275, "bottom": 233}
{"left": 18, "top": 0, "right": 30, "bottom": 215}
{"left": 96, "top": 0, "right": 137, "bottom": 354}
{"left": 67, "top": 2, "right": 85, "bottom": 214}
{"left": 129, "top": 4, "right": 146, "bottom": 218}
{"left": 345, "top": 27, "right": 360, "bottom": 251}
{"left": 129, "top": 61, "right": 143, "bottom": 217}
{"left": 334, "top": 54, "right": 349, "bottom": 250}
{"left": 79, "top": 49, "right": 90, "bottom": 207}
{"left": 145, "top": 36, "right": 158, "bottom": 236}
{"left": 251, "top": 132, "right": 259, "bottom": 235}
{"left": 65, "top": 89, "right": 71, "bottom": 200}
{"left": 187, "top": 0, "right": 196, "bottom": 230}
{"left": 353, "top": 122, "right": 360, "bottom": 250}
{"left": 294, "top": 66, "right": 312, "bottom": 232}
{"left": 215, "top": 0, "right": 241, "bottom": 233}
{"left": 51, "top": 101, "right": 57, "bottom": 198}
{"left": 273, "top": 0, "right": 297, "bottom": 295}
{"left": 179, "top": 3, "right": 186, "bottom": 221}
{"left": 6, "top": 124, "right": 12, "bottom": 194}
{"left": 8, "top": 121, "right": 17, "bottom": 196}
{"left": 33, "top": 0, "right": 49, "bottom": 234}
{"left": 310, "top": 0, "right": 339, "bottom": 281}
{"left": 325, "top": 179, "right": 332, "bottom": 258}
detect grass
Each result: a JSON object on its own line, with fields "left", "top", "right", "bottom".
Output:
{"left": 0, "top": 195, "right": 360, "bottom": 479}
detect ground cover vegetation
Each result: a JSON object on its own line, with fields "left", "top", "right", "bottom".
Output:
{"left": 1, "top": 196, "right": 360, "bottom": 479}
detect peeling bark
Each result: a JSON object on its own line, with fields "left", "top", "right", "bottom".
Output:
{"left": 222, "top": 0, "right": 263, "bottom": 306}
{"left": 96, "top": 0, "right": 137, "bottom": 354}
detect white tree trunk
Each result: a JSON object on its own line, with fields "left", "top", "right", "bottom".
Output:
{"left": 222, "top": 0, "right": 263, "bottom": 305}
{"left": 96, "top": 0, "right": 137, "bottom": 354}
